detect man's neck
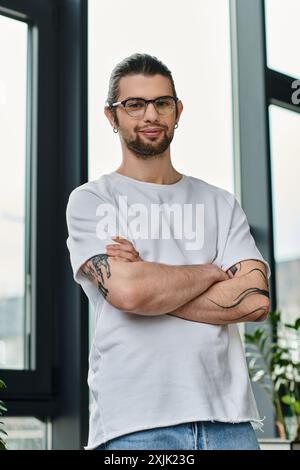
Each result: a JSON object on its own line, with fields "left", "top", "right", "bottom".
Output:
{"left": 115, "top": 165, "right": 182, "bottom": 185}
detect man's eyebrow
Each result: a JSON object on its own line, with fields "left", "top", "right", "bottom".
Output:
{"left": 121, "top": 95, "right": 171, "bottom": 101}
{"left": 122, "top": 96, "right": 143, "bottom": 100}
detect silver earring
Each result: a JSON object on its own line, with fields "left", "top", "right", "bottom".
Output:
{"left": 113, "top": 127, "right": 119, "bottom": 133}
{"left": 174, "top": 123, "right": 178, "bottom": 129}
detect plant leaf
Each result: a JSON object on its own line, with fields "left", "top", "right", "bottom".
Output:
{"left": 0, "top": 380, "right": 6, "bottom": 389}
{"left": 0, "top": 438, "right": 7, "bottom": 450}
{"left": 281, "top": 395, "right": 293, "bottom": 406}
{"left": 252, "top": 370, "right": 266, "bottom": 382}
{"left": 294, "top": 401, "right": 300, "bottom": 415}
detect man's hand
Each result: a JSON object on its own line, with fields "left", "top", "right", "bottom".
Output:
{"left": 105, "top": 236, "right": 144, "bottom": 262}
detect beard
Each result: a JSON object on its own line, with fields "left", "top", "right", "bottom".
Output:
{"left": 122, "top": 128, "right": 175, "bottom": 159}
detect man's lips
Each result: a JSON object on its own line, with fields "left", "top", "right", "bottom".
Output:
{"left": 139, "top": 128, "right": 164, "bottom": 137}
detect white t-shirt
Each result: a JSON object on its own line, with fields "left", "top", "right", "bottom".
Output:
{"left": 66, "top": 171, "right": 270, "bottom": 450}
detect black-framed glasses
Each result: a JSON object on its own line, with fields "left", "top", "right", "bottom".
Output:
{"left": 108, "top": 95, "right": 179, "bottom": 118}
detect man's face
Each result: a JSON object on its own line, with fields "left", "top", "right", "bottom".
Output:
{"left": 105, "top": 74, "right": 183, "bottom": 159}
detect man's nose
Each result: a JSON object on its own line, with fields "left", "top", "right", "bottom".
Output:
{"left": 143, "top": 102, "right": 159, "bottom": 120}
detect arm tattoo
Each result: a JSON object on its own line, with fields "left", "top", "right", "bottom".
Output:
{"left": 83, "top": 266, "right": 96, "bottom": 282}
{"left": 81, "top": 254, "right": 111, "bottom": 299}
{"left": 228, "top": 262, "right": 268, "bottom": 284}
{"left": 208, "top": 261, "right": 269, "bottom": 321}
{"left": 247, "top": 266, "right": 268, "bottom": 283}
{"left": 208, "top": 286, "right": 269, "bottom": 310}
{"left": 228, "top": 262, "right": 240, "bottom": 277}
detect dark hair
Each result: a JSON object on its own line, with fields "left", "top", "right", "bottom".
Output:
{"left": 106, "top": 53, "right": 179, "bottom": 124}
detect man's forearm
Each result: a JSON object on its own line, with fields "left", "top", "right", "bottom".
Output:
{"left": 167, "top": 262, "right": 270, "bottom": 324}
{"left": 81, "top": 254, "right": 228, "bottom": 313}
{"left": 128, "top": 261, "right": 228, "bottom": 315}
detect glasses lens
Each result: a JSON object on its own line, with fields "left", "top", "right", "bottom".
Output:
{"left": 154, "top": 97, "right": 175, "bottom": 115}
{"left": 124, "top": 97, "right": 176, "bottom": 117}
{"left": 125, "top": 99, "right": 145, "bottom": 117}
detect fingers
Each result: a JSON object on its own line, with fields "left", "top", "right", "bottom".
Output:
{"left": 108, "top": 236, "right": 139, "bottom": 254}
{"left": 107, "top": 243, "right": 138, "bottom": 255}
{"left": 107, "top": 236, "right": 143, "bottom": 262}
{"left": 111, "top": 236, "right": 132, "bottom": 246}
{"left": 111, "top": 236, "right": 137, "bottom": 251}
{"left": 106, "top": 246, "right": 139, "bottom": 262}
{"left": 109, "top": 255, "right": 130, "bottom": 263}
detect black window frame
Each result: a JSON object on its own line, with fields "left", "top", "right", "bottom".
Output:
{"left": 0, "top": 0, "right": 56, "bottom": 402}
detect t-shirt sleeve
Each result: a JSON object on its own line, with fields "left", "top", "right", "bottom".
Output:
{"left": 66, "top": 187, "right": 117, "bottom": 285}
{"left": 220, "top": 194, "right": 271, "bottom": 279}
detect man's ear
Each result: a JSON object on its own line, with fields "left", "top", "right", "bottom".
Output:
{"left": 104, "top": 106, "right": 116, "bottom": 128}
{"left": 176, "top": 99, "right": 183, "bottom": 122}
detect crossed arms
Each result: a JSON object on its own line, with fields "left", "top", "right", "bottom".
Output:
{"left": 80, "top": 238, "right": 270, "bottom": 325}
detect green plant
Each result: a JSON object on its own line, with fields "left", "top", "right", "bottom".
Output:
{"left": 244, "top": 309, "right": 300, "bottom": 441}
{"left": 0, "top": 380, "right": 8, "bottom": 450}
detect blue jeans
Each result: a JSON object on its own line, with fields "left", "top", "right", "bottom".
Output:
{"left": 95, "top": 421, "right": 261, "bottom": 450}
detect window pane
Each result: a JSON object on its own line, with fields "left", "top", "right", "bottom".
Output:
{"left": 88, "top": 0, "right": 234, "bottom": 192}
{"left": 265, "top": 0, "right": 300, "bottom": 79}
{"left": 0, "top": 16, "right": 29, "bottom": 369}
{"left": 269, "top": 105, "right": 300, "bottom": 323}
{"left": 1, "top": 417, "right": 50, "bottom": 450}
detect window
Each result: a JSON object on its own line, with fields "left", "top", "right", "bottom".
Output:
{"left": 269, "top": 105, "right": 300, "bottom": 324}
{"left": 0, "top": 14, "right": 29, "bottom": 370}
{"left": 264, "top": 0, "right": 300, "bottom": 325}
{"left": 1, "top": 417, "right": 50, "bottom": 450}
{"left": 265, "top": 0, "right": 300, "bottom": 79}
{"left": 0, "top": 0, "right": 56, "bottom": 404}
{"left": 0, "top": 0, "right": 90, "bottom": 449}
